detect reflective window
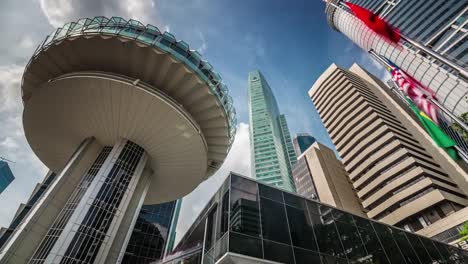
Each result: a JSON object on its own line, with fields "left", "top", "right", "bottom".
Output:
{"left": 405, "top": 233, "right": 432, "bottom": 264}
{"left": 335, "top": 220, "right": 367, "bottom": 262}
{"left": 230, "top": 178, "right": 260, "bottom": 237}
{"left": 286, "top": 205, "right": 317, "bottom": 251}
{"left": 263, "top": 240, "right": 294, "bottom": 264}
{"left": 419, "top": 237, "right": 443, "bottom": 262}
{"left": 372, "top": 223, "right": 406, "bottom": 264}
{"left": 293, "top": 247, "right": 321, "bottom": 264}
{"left": 260, "top": 197, "right": 291, "bottom": 244}
{"left": 392, "top": 230, "right": 421, "bottom": 264}
{"left": 283, "top": 192, "right": 305, "bottom": 208}
{"left": 229, "top": 232, "right": 262, "bottom": 259}
{"left": 259, "top": 184, "right": 283, "bottom": 202}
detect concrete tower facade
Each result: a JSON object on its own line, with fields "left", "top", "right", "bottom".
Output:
{"left": 325, "top": 0, "right": 468, "bottom": 117}
{"left": 0, "top": 16, "right": 235, "bottom": 264}
{"left": 310, "top": 63, "right": 468, "bottom": 242}
{"left": 248, "top": 70, "right": 296, "bottom": 192}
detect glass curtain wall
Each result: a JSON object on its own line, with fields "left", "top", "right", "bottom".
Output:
{"left": 200, "top": 173, "right": 468, "bottom": 264}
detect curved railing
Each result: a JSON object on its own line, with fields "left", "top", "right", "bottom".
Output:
{"left": 23, "top": 16, "right": 237, "bottom": 144}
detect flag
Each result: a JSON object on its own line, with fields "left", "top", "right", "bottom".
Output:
{"left": 385, "top": 58, "right": 439, "bottom": 124}
{"left": 405, "top": 97, "right": 459, "bottom": 160}
{"left": 346, "top": 2, "right": 400, "bottom": 44}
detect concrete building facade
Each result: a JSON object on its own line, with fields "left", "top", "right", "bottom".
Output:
{"left": 248, "top": 70, "right": 296, "bottom": 192}
{"left": 293, "top": 142, "right": 364, "bottom": 217}
{"left": 310, "top": 63, "right": 468, "bottom": 243}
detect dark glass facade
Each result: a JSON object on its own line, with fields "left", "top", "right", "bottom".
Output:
{"left": 0, "top": 160, "right": 14, "bottom": 194}
{"left": 123, "top": 201, "right": 177, "bottom": 263}
{"left": 173, "top": 173, "right": 468, "bottom": 264}
{"left": 293, "top": 134, "right": 316, "bottom": 156}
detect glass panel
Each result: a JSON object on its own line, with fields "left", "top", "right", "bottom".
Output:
{"left": 353, "top": 215, "right": 373, "bottom": 230}
{"left": 286, "top": 205, "right": 317, "bottom": 251}
{"left": 333, "top": 209, "right": 354, "bottom": 224}
{"left": 320, "top": 254, "right": 349, "bottom": 264}
{"left": 294, "top": 247, "right": 321, "bottom": 264}
{"left": 263, "top": 240, "right": 294, "bottom": 264}
{"left": 405, "top": 233, "right": 432, "bottom": 264}
{"left": 259, "top": 184, "right": 283, "bottom": 202}
{"left": 433, "top": 241, "right": 451, "bottom": 262}
{"left": 419, "top": 237, "right": 443, "bottom": 262}
{"left": 229, "top": 232, "right": 262, "bottom": 259}
{"left": 392, "top": 230, "right": 421, "bottom": 264}
{"left": 220, "top": 191, "right": 229, "bottom": 237}
{"left": 306, "top": 200, "right": 320, "bottom": 215}
{"left": 230, "top": 182, "right": 260, "bottom": 237}
{"left": 231, "top": 176, "right": 257, "bottom": 194}
{"left": 283, "top": 192, "right": 305, "bottom": 208}
{"left": 335, "top": 220, "right": 367, "bottom": 262}
{"left": 371, "top": 223, "right": 406, "bottom": 264}
{"left": 260, "top": 197, "right": 290, "bottom": 244}
{"left": 358, "top": 227, "right": 389, "bottom": 264}
{"left": 313, "top": 217, "right": 345, "bottom": 258}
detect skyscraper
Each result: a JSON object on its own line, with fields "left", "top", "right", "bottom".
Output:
{"left": 293, "top": 133, "right": 316, "bottom": 156}
{"left": 248, "top": 70, "right": 296, "bottom": 192}
{"left": 293, "top": 142, "right": 364, "bottom": 216}
{"left": 0, "top": 160, "right": 14, "bottom": 194}
{"left": 347, "top": 0, "right": 467, "bottom": 67}
{"left": 169, "top": 173, "right": 468, "bottom": 264}
{"left": 310, "top": 63, "right": 468, "bottom": 244}
{"left": 324, "top": 0, "right": 467, "bottom": 118}
{"left": 0, "top": 16, "right": 236, "bottom": 264}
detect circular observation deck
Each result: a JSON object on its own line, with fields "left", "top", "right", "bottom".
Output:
{"left": 21, "top": 16, "right": 237, "bottom": 203}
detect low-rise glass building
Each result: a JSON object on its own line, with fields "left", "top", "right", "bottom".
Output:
{"left": 165, "top": 173, "right": 468, "bottom": 264}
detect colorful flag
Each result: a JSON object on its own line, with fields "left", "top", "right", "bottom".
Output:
{"left": 385, "top": 59, "right": 439, "bottom": 124}
{"left": 405, "top": 97, "right": 459, "bottom": 160}
{"left": 346, "top": 2, "right": 401, "bottom": 44}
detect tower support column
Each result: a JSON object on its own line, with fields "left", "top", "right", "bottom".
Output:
{"left": 29, "top": 139, "right": 149, "bottom": 264}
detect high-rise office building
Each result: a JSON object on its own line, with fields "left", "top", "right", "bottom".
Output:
{"left": 325, "top": 0, "right": 467, "bottom": 118}
{"left": 346, "top": 0, "right": 467, "bottom": 67}
{"left": 0, "top": 16, "right": 236, "bottom": 264}
{"left": 248, "top": 70, "right": 296, "bottom": 192}
{"left": 310, "top": 63, "right": 468, "bottom": 244}
{"left": 293, "top": 133, "right": 316, "bottom": 156}
{"left": 166, "top": 173, "right": 468, "bottom": 264}
{"left": 293, "top": 142, "right": 364, "bottom": 217}
{"left": 0, "top": 161, "right": 14, "bottom": 194}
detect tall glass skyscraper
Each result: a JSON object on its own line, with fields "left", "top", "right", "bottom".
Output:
{"left": 248, "top": 70, "right": 296, "bottom": 192}
{"left": 0, "top": 161, "right": 14, "bottom": 194}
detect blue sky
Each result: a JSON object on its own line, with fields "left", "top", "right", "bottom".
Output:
{"left": 0, "top": 0, "right": 387, "bottom": 244}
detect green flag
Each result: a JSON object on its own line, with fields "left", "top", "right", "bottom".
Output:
{"left": 406, "top": 97, "right": 459, "bottom": 159}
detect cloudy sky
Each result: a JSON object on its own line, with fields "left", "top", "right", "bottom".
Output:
{"left": 0, "top": 0, "right": 387, "bottom": 244}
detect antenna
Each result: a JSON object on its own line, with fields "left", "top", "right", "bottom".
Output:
{"left": 0, "top": 157, "right": 15, "bottom": 164}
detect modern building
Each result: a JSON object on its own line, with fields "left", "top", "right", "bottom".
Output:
{"left": 122, "top": 200, "right": 177, "bottom": 263}
{"left": 164, "top": 173, "right": 468, "bottom": 264}
{"left": 310, "top": 63, "right": 468, "bottom": 244}
{"left": 248, "top": 70, "right": 297, "bottom": 192}
{"left": 0, "top": 16, "right": 236, "bottom": 264}
{"left": 293, "top": 133, "right": 316, "bottom": 156}
{"left": 0, "top": 171, "right": 56, "bottom": 249}
{"left": 346, "top": 0, "right": 468, "bottom": 68}
{"left": 293, "top": 142, "right": 364, "bottom": 217}
{"left": 0, "top": 161, "right": 14, "bottom": 194}
{"left": 325, "top": 0, "right": 468, "bottom": 118}
{"left": 165, "top": 198, "right": 182, "bottom": 256}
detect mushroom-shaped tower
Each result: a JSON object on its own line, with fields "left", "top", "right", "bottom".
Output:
{"left": 0, "top": 17, "right": 236, "bottom": 264}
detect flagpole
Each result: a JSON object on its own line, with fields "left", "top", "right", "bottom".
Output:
{"left": 326, "top": 0, "right": 468, "bottom": 79}
{"left": 368, "top": 49, "right": 468, "bottom": 133}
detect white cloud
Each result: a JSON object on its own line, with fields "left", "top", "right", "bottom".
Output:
{"left": 174, "top": 122, "right": 251, "bottom": 244}
{"left": 39, "top": 0, "right": 159, "bottom": 27}
{"left": 0, "top": 64, "right": 24, "bottom": 112}
{"left": 197, "top": 31, "right": 208, "bottom": 54}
